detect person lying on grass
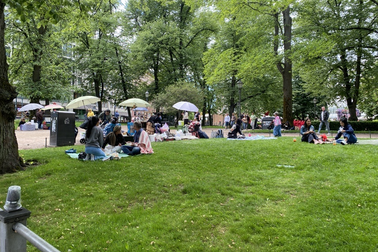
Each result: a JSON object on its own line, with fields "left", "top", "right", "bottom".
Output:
{"left": 102, "top": 125, "right": 125, "bottom": 149}
{"left": 333, "top": 117, "right": 357, "bottom": 145}
{"left": 300, "top": 118, "right": 323, "bottom": 144}
{"left": 121, "top": 122, "right": 154, "bottom": 155}
{"left": 85, "top": 116, "right": 106, "bottom": 160}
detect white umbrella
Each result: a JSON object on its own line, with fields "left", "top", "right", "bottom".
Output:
{"left": 18, "top": 103, "right": 44, "bottom": 112}
{"left": 41, "top": 103, "right": 64, "bottom": 110}
{"left": 173, "top": 101, "right": 199, "bottom": 112}
{"left": 66, "top": 96, "right": 100, "bottom": 109}
{"left": 119, "top": 98, "right": 150, "bottom": 108}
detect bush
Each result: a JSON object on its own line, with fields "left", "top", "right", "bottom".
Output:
{"left": 313, "top": 121, "right": 378, "bottom": 131}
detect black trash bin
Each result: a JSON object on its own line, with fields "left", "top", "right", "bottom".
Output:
{"left": 50, "top": 111, "right": 76, "bottom": 146}
{"left": 261, "top": 117, "right": 275, "bottom": 130}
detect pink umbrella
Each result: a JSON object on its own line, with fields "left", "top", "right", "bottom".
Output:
{"left": 42, "top": 103, "right": 63, "bottom": 111}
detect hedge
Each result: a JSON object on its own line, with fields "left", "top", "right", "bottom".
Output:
{"left": 312, "top": 121, "right": 378, "bottom": 131}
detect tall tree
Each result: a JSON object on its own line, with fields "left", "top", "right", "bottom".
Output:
{"left": 0, "top": 0, "right": 23, "bottom": 173}
{"left": 7, "top": 0, "right": 72, "bottom": 104}
{"left": 296, "top": 0, "right": 378, "bottom": 120}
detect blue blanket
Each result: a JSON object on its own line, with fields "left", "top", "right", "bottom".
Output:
{"left": 66, "top": 153, "right": 129, "bottom": 159}
{"left": 227, "top": 135, "right": 277, "bottom": 141}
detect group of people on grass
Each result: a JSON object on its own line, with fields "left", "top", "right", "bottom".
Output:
{"left": 225, "top": 106, "right": 357, "bottom": 145}
{"left": 300, "top": 116, "right": 357, "bottom": 145}
{"left": 83, "top": 114, "right": 153, "bottom": 161}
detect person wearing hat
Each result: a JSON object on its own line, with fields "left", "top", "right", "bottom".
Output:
{"left": 87, "top": 108, "right": 94, "bottom": 118}
{"left": 273, "top": 112, "right": 282, "bottom": 137}
{"left": 99, "top": 109, "right": 112, "bottom": 125}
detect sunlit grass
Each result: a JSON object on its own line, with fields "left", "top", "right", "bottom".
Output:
{"left": 1, "top": 138, "right": 377, "bottom": 251}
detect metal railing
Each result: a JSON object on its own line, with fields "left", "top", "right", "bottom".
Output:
{"left": 0, "top": 186, "right": 60, "bottom": 252}
{"left": 13, "top": 223, "right": 60, "bottom": 252}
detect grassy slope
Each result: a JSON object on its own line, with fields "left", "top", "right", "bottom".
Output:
{"left": 1, "top": 138, "right": 377, "bottom": 251}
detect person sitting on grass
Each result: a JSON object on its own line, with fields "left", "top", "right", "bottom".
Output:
{"left": 300, "top": 118, "right": 323, "bottom": 144}
{"left": 103, "top": 117, "right": 121, "bottom": 136}
{"left": 18, "top": 118, "right": 26, "bottom": 127}
{"left": 85, "top": 116, "right": 106, "bottom": 160}
{"left": 334, "top": 117, "right": 357, "bottom": 145}
{"left": 228, "top": 118, "right": 243, "bottom": 138}
{"left": 121, "top": 122, "right": 153, "bottom": 155}
{"left": 102, "top": 125, "right": 125, "bottom": 149}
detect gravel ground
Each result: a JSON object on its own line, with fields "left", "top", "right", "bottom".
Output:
{"left": 15, "top": 127, "right": 378, "bottom": 150}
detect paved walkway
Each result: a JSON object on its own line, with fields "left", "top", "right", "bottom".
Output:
{"left": 16, "top": 127, "right": 378, "bottom": 150}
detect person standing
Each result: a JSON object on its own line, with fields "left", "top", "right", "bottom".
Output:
{"left": 250, "top": 112, "right": 256, "bottom": 129}
{"left": 318, "top": 106, "right": 330, "bottom": 135}
{"left": 224, "top": 113, "right": 230, "bottom": 129}
{"left": 114, "top": 110, "right": 120, "bottom": 119}
{"left": 195, "top": 111, "right": 200, "bottom": 121}
{"left": 242, "top": 114, "right": 248, "bottom": 130}
{"left": 36, "top": 109, "right": 44, "bottom": 129}
{"left": 183, "top": 111, "right": 189, "bottom": 125}
{"left": 273, "top": 112, "right": 282, "bottom": 137}
{"left": 230, "top": 113, "right": 236, "bottom": 127}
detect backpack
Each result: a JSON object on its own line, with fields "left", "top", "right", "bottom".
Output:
{"left": 78, "top": 152, "right": 87, "bottom": 160}
{"left": 215, "top": 129, "right": 224, "bottom": 138}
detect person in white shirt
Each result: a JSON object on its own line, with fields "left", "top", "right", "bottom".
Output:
{"left": 224, "top": 113, "right": 230, "bottom": 129}
{"left": 182, "top": 111, "right": 189, "bottom": 125}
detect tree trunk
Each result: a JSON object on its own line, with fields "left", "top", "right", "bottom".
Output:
{"left": 282, "top": 7, "right": 293, "bottom": 124}
{"left": 93, "top": 73, "right": 102, "bottom": 113}
{"left": 274, "top": 8, "right": 293, "bottom": 124}
{"left": 114, "top": 47, "right": 131, "bottom": 118}
{"left": 0, "top": 1, "right": 23, "bottom": 174}
{"left": 153, "top": 51, "right": 160, "bottom": 94}
{"left": 348, "top": 3, "right": 363, "bottom": 121}
{"left": 229, "top": 75, "right": 236, "bottom": 116}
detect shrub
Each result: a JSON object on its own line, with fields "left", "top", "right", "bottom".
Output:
{"left": 313, "top": 121, "right": 378, "bottom": 131}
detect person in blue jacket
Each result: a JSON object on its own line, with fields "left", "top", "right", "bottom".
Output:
{"left": 334, "top": 117, "right": 357, "bottom": 145}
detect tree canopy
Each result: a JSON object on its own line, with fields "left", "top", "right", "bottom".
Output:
{"left": 2, "top": 0, "right": 378, "bottom": 173}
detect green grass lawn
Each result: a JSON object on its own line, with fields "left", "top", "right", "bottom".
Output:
{"left": 1, "top": 138, "right": 378, "bottom": 251}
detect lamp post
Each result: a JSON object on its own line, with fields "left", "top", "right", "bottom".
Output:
{"left": 145, "top": 91, "right": 149, "bottom": 102}
{"left": 313, "top": 98, "right": 317, "bottom": 118}
{"left": 237, "top": 80, "right": 243, "bottom": 118}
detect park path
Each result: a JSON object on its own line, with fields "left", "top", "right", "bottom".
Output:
{"left": 16, "top": 127, "right": 378, "bottom": 150}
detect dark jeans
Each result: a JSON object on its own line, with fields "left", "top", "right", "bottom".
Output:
{"left": 301, "top": 133, "right": 318, "bottom": 143}
{"left": 37, "top": 120, "right": 43, "bottom": 129}
{"left": 336, "top": 133, "right": 357, "bottom": 144}
{"left": 121, "top": 145, "right": 141, "bottom": 156}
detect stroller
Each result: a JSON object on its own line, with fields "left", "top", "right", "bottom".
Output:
{"left": 79, "top": 120, "right": 89, "bottom": 144}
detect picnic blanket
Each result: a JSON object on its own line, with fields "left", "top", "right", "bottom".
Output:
{"left": 355, "top": 140, "right": 378, "bottom": 145}
{"left": 66, "top": 153, "right": 129, "bottom": 159}
{"left": 227, "top": 135, "right": 277, "bottom": 141}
